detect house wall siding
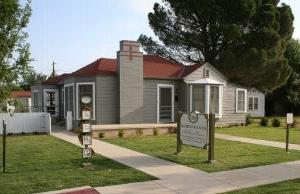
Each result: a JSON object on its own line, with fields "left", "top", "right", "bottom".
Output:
{"left": 96, "top": 76, "right": 118, "bottom": 124}
{"left": 217, "top": 83, "right": 246, "bottom": 125}
{"left": 143, "top": 79, "right": 179, "bottom": 123}
{"left": 184, "top": 63, "right": 226, "bottom": 82}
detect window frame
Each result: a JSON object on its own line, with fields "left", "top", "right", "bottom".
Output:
{"left": 236, "top": 88, "right": 247, "bottom": 113}
{"left": 33, "top": 90, "right": 39, "bottom": 107}
{"left": 76, "top": 82, "right": 96, "bottom": 121}
{"left": 64, "top": 83, "right": 75, "bottom": 119}
{"left": 189, "top": 84, "right": 223, "bottom": 118}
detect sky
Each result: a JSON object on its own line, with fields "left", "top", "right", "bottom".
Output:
{"left": 26, "top": 0, "right": 300, "bottom": 75}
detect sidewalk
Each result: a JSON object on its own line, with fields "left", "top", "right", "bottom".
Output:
{"left": 51, "top": 131, "right": 300, "bottom": 194}
{"left": 216, "top": 133, "right": 300, "bottom": 150}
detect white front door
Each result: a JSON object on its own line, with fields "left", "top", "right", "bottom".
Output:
{"left": 157, "top": 84, "right": 174, "bottom": 123}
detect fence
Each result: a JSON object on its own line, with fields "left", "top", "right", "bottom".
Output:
{"left": 0, "top": 112, "right": 51, "bottom": 134}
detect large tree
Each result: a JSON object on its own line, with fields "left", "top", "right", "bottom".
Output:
{"left": 266, "top": 38, "right": 300, "bottom": 115}
{"left": 18, "top": 67, "right": 47, "bottom": 91}
{"left": 0, "top": 0, "right": 31, "bottom": 102}
{"left": 139, "top": 0, "right": 294, "bottom": 92}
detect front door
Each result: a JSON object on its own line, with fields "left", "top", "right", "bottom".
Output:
{"left": 157, "top": 85, "right": 174, "bottom": 123}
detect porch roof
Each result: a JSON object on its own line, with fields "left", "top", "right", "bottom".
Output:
{"left": 184, "top": 78, "right": 224, "bottom": 85}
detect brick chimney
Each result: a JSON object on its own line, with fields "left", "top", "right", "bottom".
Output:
{"left": 117, "top": 40, "right": 144, "bottom": 123}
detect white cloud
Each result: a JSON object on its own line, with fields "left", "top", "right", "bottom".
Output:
{"left": 127, "top": 0, "right": 161, "bottom": 14}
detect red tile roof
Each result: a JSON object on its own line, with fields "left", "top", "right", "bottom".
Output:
{"left": 70, "top": 55, "right": 186, "bottom": 78}
{"left": 11, "top": 91, "right": 31, "bottom": 98}
{"left": 43, "top": 55, "right": 204, "bottom": 84}
{"left": 181, "top": 63, "right": 204, "bottom": 77}
{"left": 42, "top": 73, "right": 70, "bottom": 85}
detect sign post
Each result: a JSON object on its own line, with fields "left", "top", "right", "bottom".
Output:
{"left": 78, "top": 96, "right": 94, "bottom": 167}
{"left": 176, "top": 111, "right": 182, "bottom": 154}
{"left": 2, "top": 120, "right": 6, "bottom": 173}
{"left": 286, "top": 113, "right": 293, "bottom": 153}
{"left": 208, "top": 113, "right": 215, "bottom": 163}
{"left": 177, "top": 111, "right": 215, "bottom": 162}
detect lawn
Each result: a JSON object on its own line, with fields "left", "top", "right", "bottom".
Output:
{"left": 217, "top": 117, "right": 300, "bottom": 144}
{"left": 225, "top": 178, "right": 300, "bottom": 194}
{"left": 0, "top": 135, "right": 154, "bottom": 194}
{"left": 104, "top": 134, "right": 300, "bottom": 173}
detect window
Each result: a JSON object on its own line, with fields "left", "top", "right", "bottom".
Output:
{"left": 192, "top": 85, "right": 205, "bottom": 113}
{"left": 248, "top": 97, "right": 253, "bottom": 110}
{"left": 64, "top": 84, "right": 74, "bottom": 118}
{"left": 204, "top": 68, "right": 210, "bottom": 78}
{"left": 254, "top": 97, "right": 258, "bottom": 110}
{"left": 33, "top": 91, "right": 38, "bottom": 107}
{"left": 76, "top": 82, "right": 95, "bottom": 120}
{"left": 210, "top": 86, "right": 219, "bottom": 114}
{"left": 236, "top": 89, "right": 247, "bottom": 113}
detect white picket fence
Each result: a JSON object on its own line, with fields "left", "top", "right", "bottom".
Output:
{"left": 0, "top": 112, "right": 51, "bottom": 134}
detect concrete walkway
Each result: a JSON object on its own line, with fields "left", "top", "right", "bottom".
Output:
{"left": 216, "top": 133, "right": 300, "bottom": 150}
{"left": 51, "top": 131, "right": 300, "bottom": 194}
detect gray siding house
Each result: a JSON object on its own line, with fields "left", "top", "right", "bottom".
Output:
{"left": 31, "top": 40, "right": 265, "bottom": 128}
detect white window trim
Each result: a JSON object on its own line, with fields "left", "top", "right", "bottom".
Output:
{"left": 236, "top": 88, "right": 247, "bottom": 113}
{"left": 43, "top": 89, "right": 59, "bottom": 117}
{"left": 76, "top": 82, "right": 96, "bottom": 121}
{"left": 157, "top": 84, "right": 175, "bottom": 123}
{"left": 189, "top": 84, "right": 223, "bottom": 118}
{"left": 64, "top": 83, "right": 75, "bottom": 119}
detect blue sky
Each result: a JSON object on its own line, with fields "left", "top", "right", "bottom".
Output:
{"left": 26, "top": 0, "right": 300, "bottom": 75}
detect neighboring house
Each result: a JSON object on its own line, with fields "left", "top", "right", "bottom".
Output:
{"left": 31, "top": 40, "right": 265, "bottom": 127}
{"left": 247, "top": 88, "right": 265, "bottom": 117}
{"left": 10, "top": 91, "right": 32, "bottom": 111}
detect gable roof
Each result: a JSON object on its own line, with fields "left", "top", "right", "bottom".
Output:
{"left": 42, "top": 73, "right": 70, "bottom": 85}
{"left": 11, "top": 91, "right": 31, "bottom": 98}
{"left": 70, "top": 55, "right": 185, "bottom": 79}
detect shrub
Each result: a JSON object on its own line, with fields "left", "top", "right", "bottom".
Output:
{"left": 291, "top": 119, "right": 298, "bottom": 128}
{"left": 245, "top": 114, "right": 252, "bottom": 126}
{"left": 98, "top": 132, "right": 105, "bottom": 139}
{"left": 272, "top": 118, "right": 281, "bottom": 127}
{"left": 136, "top": 128, "right": 143, "bottom": 136}
{"left": 118, "top": 129, "right": 124, "bottom": 138}
{"left": 153, "top": 128, "right": 159, "bottom": 136}
{"left": 260, "top": 117, "right": 269, "bottom": 127}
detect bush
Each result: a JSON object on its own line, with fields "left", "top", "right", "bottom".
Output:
{"left": 118, "top": 129, "right": 124, "bottom": 138}
{"left": 272, "top": 118, "right": 281, "bottom": 127}
{"left": 153, "top": 128, "right": 159, "bottom": 136}
{"left": 245, "top": 114, "right": 252, "bottom": 126}
{"left": 98, "top": 132, "right": 105, "bottom": 139}
{"left": 260, "top": 117, "right": 269, "bottom": 127}
{"left": 136, "top": 128, "right": 143, "bottom": 136}
{"left": 291, "top": 119, "right": 298, "bottom": 128}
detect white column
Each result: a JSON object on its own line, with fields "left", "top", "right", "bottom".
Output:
{"left": 205, "top": 85, "right": 210, "bottom": 114}
{"left": 218, "top": 85, "right": 223, "bottom": 117}
{"left": 189, "top": 84, "right": 193, "bottom": 112}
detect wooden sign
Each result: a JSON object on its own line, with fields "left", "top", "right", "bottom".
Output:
{"left": 83, "top": 135, "right": 92, "bottom": 145}
{"left": 287, "top": 113, "right": 293, "bottom": 124}
{"left": 82, "top": 110, "right": 91, "bottom": 120}
{"left": 82, "top": 123, "right": 91, "bottom": 133}
{"left": 180, "top": 112, "right": 208, "bottom": 148}
{"left": 82, "top": 147, "right": 92, "bottom": 158}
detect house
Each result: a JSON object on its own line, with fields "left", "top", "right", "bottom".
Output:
{"left": 31, "top": 40, "right": 265, "bottom": 128}
{"left": 247, "top": 88, "right": 265, "bottom": 117}
{"left": 9, "top": 91, "right": 32, "bottom": 111}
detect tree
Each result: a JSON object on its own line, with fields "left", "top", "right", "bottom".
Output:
{"left": 266, "top": 39, "right": 300, "bottom": 115}
{"left": 0, "top": 0, "right": 31, "bottom": 102}
{"left": 139, "top": 0, "right": 294, "bottom": 92}
{"left": 18, "top": 67, "right": 47, "bottom": 91}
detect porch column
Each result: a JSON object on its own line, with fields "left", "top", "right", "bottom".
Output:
{"left": 205, "top": 85, "right": 210, "bottom": 114}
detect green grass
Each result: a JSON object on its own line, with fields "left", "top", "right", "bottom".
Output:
{"left": 104, "top": 134, "right": 300, "bottom": 173}
{"left": 0, "top": 135, "right": 154, "bottom": 194}
{"left": 217, "top": 117, "right": 300, "bottom": 144}
{"left": 225, "top": 178, "right": 300, "bottom": 194}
